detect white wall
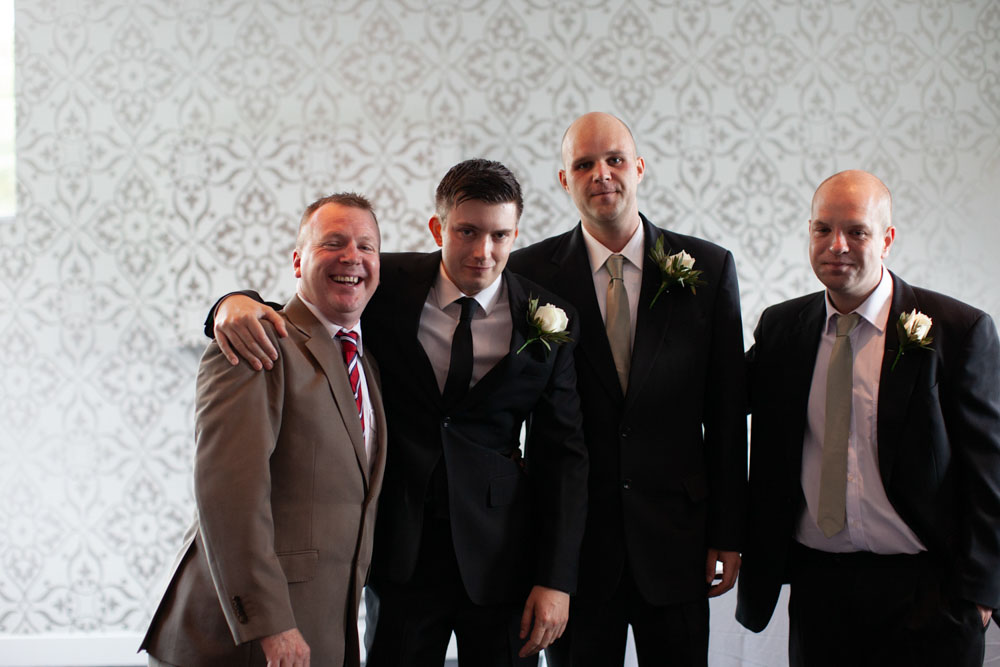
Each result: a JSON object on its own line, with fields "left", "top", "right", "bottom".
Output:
{"left": 4, "top": 0, "right": 999, "bottom": 664}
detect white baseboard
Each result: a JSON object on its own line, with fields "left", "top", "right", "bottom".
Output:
{"left": 0, "top": 634, "right": 146, "bottom": 667}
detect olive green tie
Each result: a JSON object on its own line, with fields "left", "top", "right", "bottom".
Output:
{"left": 816, "top": 312, "right": 861, "bottom": 538}
{"left": 606, "top": 254, "right": 631, "bottom": 392}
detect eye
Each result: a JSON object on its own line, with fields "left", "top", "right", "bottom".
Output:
{"left": 493, "top": 232, "right": 510, "bottom": 240}
{"left": 574, "top": 161, "right": 592, "bottom": 171}
{"left": 608, "top": 156, "right": 623, "bottom": 165}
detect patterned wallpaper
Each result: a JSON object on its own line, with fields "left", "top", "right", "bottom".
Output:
{"left": 3, "top": 0, "right": 999, "bottom": 659}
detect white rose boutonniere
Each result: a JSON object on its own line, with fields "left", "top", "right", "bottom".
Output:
{"left": 648, "top": 236, "right": 706, "bottom": 308}
{"left": 891, "top": 309, "right": 934, "bottom": 371}
{"left": 517, "top": 296, "right": 572, "bottom": 355}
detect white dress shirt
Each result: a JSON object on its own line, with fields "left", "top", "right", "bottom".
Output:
{"left": 581, "top": 221, "right": 645, "bottom": 349}
{"left": 796, "top": 269, "right": 926, "bottom": 554}
{"left": 297, "top": 290, "right": 376, "bottom": 474}
{"left": 416, "top": 265, "right": 512, "bottom": 394}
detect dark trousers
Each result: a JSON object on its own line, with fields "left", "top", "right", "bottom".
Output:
{"left": 545, "top": 564, "right": 709, "bottom": 667}
{"left": 788, "top": 543, "right": 987, "bottom": 667}
{"left": 365, "top": 514, "right": 536, "bottom": 667}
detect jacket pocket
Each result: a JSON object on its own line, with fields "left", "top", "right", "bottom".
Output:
{"left": 488, "top": 473, "right": 520, "bottom": 507}
{"left": 277, "top": 549, "right": 319, "bottom": 583}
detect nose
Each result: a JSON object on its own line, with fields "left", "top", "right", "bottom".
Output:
{"left": 829, "top": 230, "right": 848, "bottom": 254}
{"left": 472, "top": 235, "right": 492, "bottom": 261}
{"left": 593, "top": 161, "right": 611, "bottom": 181}
{"left": 340, "top": 242, "right": 361, "bottom": 263}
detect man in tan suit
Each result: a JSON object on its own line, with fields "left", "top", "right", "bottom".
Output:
{"left": 140, "top": 193, "right": 386, "bottom": 667}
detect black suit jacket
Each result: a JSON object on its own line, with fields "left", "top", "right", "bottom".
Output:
{"left": 363, "top": 252, "right": 588, "bottom": 605}
{"left": 507, "top": 214, "right": 747, "bottom": 605}
{"left": 736, "top": 271, "right": 1000, "bottom": 632}
{"left": 209, "top": 253, "right": 589, "bottom": 606}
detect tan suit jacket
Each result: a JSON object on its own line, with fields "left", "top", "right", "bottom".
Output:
{"left": 140, "top": 295, "right": 386, "bottom": 667}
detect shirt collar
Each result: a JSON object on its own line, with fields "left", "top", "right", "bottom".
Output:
{"left": 823, "top": 266, "right": 893, "bottom": 335}
{"left": 581, "top": 219, "right": 646, "bottom": 275}
{"left": 433, "top": 262, "right": 504, "bottom": 316}
{"left": 296, "top": 289, "right": 364, "bottom": 355}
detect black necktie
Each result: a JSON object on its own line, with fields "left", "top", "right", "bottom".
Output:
{"left": 442, "top": 297, "right": 476, "bottom": 407}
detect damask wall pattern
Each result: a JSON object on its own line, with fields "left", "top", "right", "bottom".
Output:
{"left": 3, "top": 0, "right": 999, "bottom": 659}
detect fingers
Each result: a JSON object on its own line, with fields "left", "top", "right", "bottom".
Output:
{"left": 978, "top": 604, "right": 993, "bottom": 627}
{"left": 215, "top": 317, "right": 276, "bottom": 370}
{"left": 216, "top": 330, "right": 240, "bottom": 366}
{"left": 519, "top": 600, "right": 533, "bottom": 640}
{"left": 705, "top": 549, "right": 718, "bottom": 585}
{"left": 517, "top": 588, "right": 569, "bottom": 658}
{"left": 707, "top": 550, "right": 741, "bottom": 598}
{"left": 265, "top": 308, "right": 289, "bottom": 338}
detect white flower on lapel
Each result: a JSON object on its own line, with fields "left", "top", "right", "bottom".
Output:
{"left": 517, "top": 297, "right": 572, "bottom": 355}
{"left": 534, "top": 303, "right": 569, "bottom": 334}
{"left": 648, "top": 236, "right": 706, "bottom": 308}
{"left": 892, "top": 309, "right": 934, "bottom": 371}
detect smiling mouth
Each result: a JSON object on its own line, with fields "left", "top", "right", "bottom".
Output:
{"left": 332, "top": 275, "right": 361, "bottom": 284}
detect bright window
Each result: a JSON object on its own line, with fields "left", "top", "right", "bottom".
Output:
{"left": 0, "top": 0, "right": 13, "bottom": 219}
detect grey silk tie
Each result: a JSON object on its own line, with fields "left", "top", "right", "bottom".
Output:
{"left": 605, "top": 254, "right": 631, "bottom": 392}
{"left": 816, "top": 312, "right": 862, "bottom": 538}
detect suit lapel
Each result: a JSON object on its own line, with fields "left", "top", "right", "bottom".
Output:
{"left": 393, "top": 252, "right": 445, "bottom": 410}
{"left": 285, "top": 296, "right": 370, "bottom": 483}
{"left": 624, "top": 219, "right": 675, "bottom": 413}
{"left": 543, "top": 224, "right": 624, "bottom": 404}
{"left": 785, "top": 295, "right": 827, "bottom": 483}
{"left": 361, "top": 353, "right": 387, "bottom": 498}
{"left": 458, "top": 271, "right": 531, "bottom": 407}
{"left": 876, "top": 273, "right": 922, "bottom": 486}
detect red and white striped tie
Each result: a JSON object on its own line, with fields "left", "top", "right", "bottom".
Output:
{"left": 336, "top": 329, "right": 364, "bottom": 433}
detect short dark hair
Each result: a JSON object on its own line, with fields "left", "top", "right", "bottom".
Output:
{"left": 434, "top": 159, "right": 524, "bottom": 223}
{"left": 296, "top": 192, "right": 379, "bottom": 249}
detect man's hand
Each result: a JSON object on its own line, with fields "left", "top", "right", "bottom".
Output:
{"left": 259, "top": 628, "right": 310, "bottom": 667}
{"left": 977, "top": 603, "right": 993, "bottom": 628}
{"left": 518, "top": 585, "right": 569, "bottom": 658}
{"left": 706, "top": 548, "right": 741, "bottom": 598}
{"left": 215, "top": 295, "right": 287, "bottom": 370}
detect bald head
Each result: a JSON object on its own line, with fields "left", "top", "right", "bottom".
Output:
{"left": 561, "top": 112, "right": 638, "bottom": 168}
{"left": 812, "top": 170, "right": 892, "bottom": 233}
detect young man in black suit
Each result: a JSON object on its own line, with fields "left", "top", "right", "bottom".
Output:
{"left": 736, "top": 170, "right": 1000, "bottom": 666}
{"left": 507, "top": 112, "right": 748, "bottom": 666}
{"left": 208, "top": 159, "right": 588, "bottom": 666}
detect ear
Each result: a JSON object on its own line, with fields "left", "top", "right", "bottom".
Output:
{"left": 635, "top": 156, "right": 645, "bottom": 182}
{"left": 428, "top": 216, "right": 445, "bottom": 248}
{"left": 881, "top": 225, "right": 896, "bottom": 259}
{"left": 558, "top": 169, "right": 569, "bottom": 192}
{"left": 293, "top": 249, "right": 303, "bottom": 278}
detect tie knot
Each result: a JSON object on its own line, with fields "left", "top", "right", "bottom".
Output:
{"left": 455, "top": 297, "right": 477, "bottom": 322}
{"left": 336, "top": 329, "right": 360, "bottom": 350}
{"left": 607, "top": 254, "right": 625, "bottom": 281}
{"left": 836, "top": 312, "right": 861, "bottom": 337}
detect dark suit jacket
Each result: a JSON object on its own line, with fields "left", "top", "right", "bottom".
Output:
{"left": 507, "top": 214, "right": 748, "bottom": 605}
{"left": 212, "top": 254, "right": 589, "bottom": 606}
{"left": 364, "top": 252, "right": 588, "bottom": 605}
{"left": 143, "top": 296, "right": 387, "bottom": 666}
{"left": 736, "top": 272, "right": 1000, "bottom": 632}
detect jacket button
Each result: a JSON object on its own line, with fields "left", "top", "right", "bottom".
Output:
{"left": 442, "top": 417, "right": 451, "bottom": 428}
{"left": 622, "top": 479, "right": 632, "bottom": 490}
